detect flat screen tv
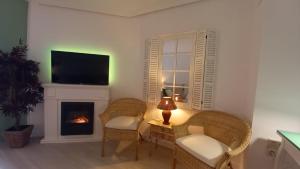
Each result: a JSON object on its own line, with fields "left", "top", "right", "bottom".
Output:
{"left": 51, "top": 50, "right": 109, "bottom": 85}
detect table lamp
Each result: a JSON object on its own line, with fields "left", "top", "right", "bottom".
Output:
{"left": 157, "top": 97, "right": 177, "bottom": 125}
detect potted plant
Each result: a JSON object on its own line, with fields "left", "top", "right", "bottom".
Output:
{"left": 0, "top": 41, "right": 43, "bottom": 148}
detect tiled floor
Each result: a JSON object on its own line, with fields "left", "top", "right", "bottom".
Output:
{"left": 0, "top": 139, "right": 182, "bottom": 169}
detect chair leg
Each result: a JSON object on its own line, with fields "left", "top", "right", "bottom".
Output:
{"left": 139, "top": 132, "right": 144, "bottom": 144}
{"left": 172, "top": 146, "right": 177, "bottom": 169}
{"left": 135, "top": 140, "right": 139, "bottom": 161}
{"left": 172, "top": 158, "right": 176, "bottom": 169}
{"left": 101, "top": 138, "right": 105, "bottom": 157}
{"left": 101, "top": 130, "right": 106, "bottom": 157}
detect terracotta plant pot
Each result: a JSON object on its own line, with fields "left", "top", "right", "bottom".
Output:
{"left": 3, "top": 125, "right": 34, "bottom": 148}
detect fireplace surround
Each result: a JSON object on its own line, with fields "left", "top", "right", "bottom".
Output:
{"left": 41, "top": 83, "right": 109, "bottom": 143}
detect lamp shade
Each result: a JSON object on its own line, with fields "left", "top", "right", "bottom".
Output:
{"left": 157, "top": 97, "right": 177, "bottom": 110}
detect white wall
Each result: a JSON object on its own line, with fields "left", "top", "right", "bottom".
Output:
{"left": 26, "top": 0, "right": 300, "bottom": 168}
{"left": 27, "top": 0, "right": 259, "bottom": 137}
{"left": 139, "top": 0, "right": 258, "bottom": 121}
{"left": 27, "top": 1, "right": 143, "bottom": 136}
{"left": 249, "top": 0, "right": 300, "bottom": 169}
{"left": 27, "top": 1, "right": 143, "bottom": 101}
{"left": 27, "top": 0, "right": 259, "bottom": 138}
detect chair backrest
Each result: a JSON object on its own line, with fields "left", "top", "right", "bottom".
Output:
{"left": 106, "top": 98, "right": 147, "bottom": 118}
{"left": 186, "top": 111, "right": 251, "bottom": 149}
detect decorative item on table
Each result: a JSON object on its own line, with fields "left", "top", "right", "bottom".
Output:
{"left": 157, "top": 97, "right": 177, "bottom": 125}
{"left": 174, "top": 94, "right": 183, "bottom": 102}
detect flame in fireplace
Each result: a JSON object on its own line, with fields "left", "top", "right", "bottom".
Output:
{"left": 71, "top": 115, "right": 89, "bottom": 124}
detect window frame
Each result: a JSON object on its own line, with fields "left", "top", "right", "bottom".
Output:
{"left": 158, "top": 32, "right": 197, "bottom": 109}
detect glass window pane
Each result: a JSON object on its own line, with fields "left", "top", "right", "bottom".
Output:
{"left": 174, "top": 88, "right": 188, "bottom": 103}
{"left": 175, "top": 72, "right": 189, "bottom": 87}
{"left": 162, "top": 54, "right": 175, "bottom": 70}
{"left": 163, "top": 40, "right": 177, "bottom": 54}
{"left": 177, "top": 38, "right": 194, "bottom": 52}
{"left": 176, "top": 54, "right": 190, "bottom": 70}
{"left": 162, "top": 87, "right": 174, "bottom": 97}
{"left": 162, "top": 71, "right": 174, "bottom": 86}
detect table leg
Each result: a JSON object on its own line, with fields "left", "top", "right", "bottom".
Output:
{"left": 149, "top": 133, "right": 153, "bottom": 156}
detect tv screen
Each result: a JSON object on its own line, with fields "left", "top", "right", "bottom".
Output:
{"left": 51, "top": 51, "right": 109, "bottom": 85}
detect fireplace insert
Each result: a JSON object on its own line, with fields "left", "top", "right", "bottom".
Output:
{"left": 61, "top": 102, "right": 94, "bottom": 136}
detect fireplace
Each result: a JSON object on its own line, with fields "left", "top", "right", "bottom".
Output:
{"left": 61, "top": 102, "right": 94, "bottom": 136}
{"left": 41, "top": 83, "right": 109, "bottom": 143}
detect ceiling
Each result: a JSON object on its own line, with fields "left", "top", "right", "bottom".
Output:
{"left": 36, "top": 0, "right": 202, "bottom": 17}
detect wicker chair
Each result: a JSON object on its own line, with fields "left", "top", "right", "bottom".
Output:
{"left": 99, "top": 98, "right": 147, "bottom": 160}
{"left": 172, "top": 111, "right": 251, "bottom": 169}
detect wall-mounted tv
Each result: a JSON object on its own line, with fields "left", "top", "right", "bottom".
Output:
{"left": 51, "top": 50, "right": 109, "bottom": 85}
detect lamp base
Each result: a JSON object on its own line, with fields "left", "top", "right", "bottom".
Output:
{"left": 162, "top": 110, "right": 171, "bottom": 125}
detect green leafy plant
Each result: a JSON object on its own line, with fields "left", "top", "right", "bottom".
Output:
{"left": 0, "top": 41, "right": 43, "bottom": 130}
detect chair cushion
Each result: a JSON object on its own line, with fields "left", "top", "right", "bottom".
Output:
{"left": 176, "top": 134, "right": 231, "bottom": 168}
{"left": 105, "top": 116, "right": 139, "bottom": 130}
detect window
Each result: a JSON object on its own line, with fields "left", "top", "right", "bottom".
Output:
{"left": 161, "top": 34, "right": 195, "bottom": 105}
{"left": 144, "top": 30, "right": 217, "bottom": 110}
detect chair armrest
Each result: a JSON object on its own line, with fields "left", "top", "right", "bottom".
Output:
{"left": 217, "top": 126, "right": 251, "bottom": 169}
{"left": 227, "top": 139, "right": 251, "bottom": 158}
{"left": 173, "top": 123, "right": 189, "bottom": 139}
{"left": 216, "top": 142, "right": 250, "bottom": 169}
{"left": 99, "top": 111, "right": 110, "bottom": 127}
{"left": 136, "top": 112, "right": 145, "bottom": 128}
{"left": 216, "top": 140, "right": 251, "bottom": 169}
{"left": 137, "top": 111, "right": 145, "bottom": 121}
{"left": 227, "top": 127, "right": 251, "bottom": 157}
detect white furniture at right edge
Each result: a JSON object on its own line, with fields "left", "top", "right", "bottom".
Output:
{"left": 274, "top": 130, "right": 300, "bottom": 169}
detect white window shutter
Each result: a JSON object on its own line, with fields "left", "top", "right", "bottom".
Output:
{"left": 143, "top": 40, "right": 150, "bottom": 101}
{"left": 202, "top": 30, "right": 217, "bottom": 110}
{"left": 191, "top": 31, "right": 207, "bottom": 110}
{"left": 144, "top": 38, "right": 161, "bottom": 104}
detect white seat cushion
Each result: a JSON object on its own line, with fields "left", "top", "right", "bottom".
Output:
{"left": 105, "top": 116, "right": 139, "bottom": 130}
{"left": 176, "top": 134, "right": 231, "bottom": 168}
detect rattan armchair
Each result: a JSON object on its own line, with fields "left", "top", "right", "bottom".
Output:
{"left": 99, "top": 98, "right": 147, "bottom": 160}
{"left": 172, "top": 111, "right": 251, "bottom": 169}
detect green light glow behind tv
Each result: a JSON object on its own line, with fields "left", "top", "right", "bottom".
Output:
{"left": 46, "top": 46, "right": 116, "bottom": 85}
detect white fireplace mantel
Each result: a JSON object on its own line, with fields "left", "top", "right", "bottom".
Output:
{"left": 41, "top": 83, "right": 109, "bottom": 143}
